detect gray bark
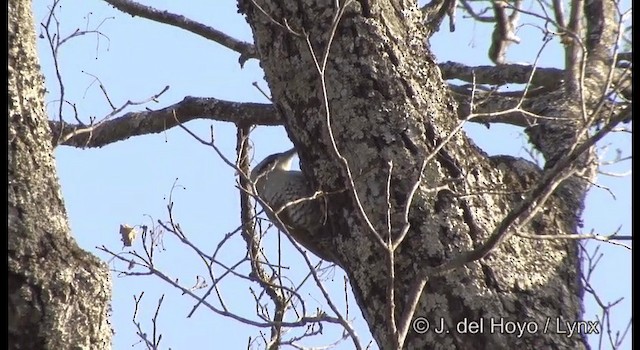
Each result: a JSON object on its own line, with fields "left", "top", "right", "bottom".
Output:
{"left": 8, "top": 0, "right": 112, "bottom": 348}
{"left": 239, "top": 1, "right": 597, "bottom": 349}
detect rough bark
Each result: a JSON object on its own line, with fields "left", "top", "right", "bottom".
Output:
{"left": 8, "top": 0, "right": 112, "bottom": 348}
{"left": 239, "top": 1, "right": 591, "bottom": 349}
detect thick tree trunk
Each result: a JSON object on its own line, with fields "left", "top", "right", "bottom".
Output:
{"left": 8, "top": 0, "right": 112, "bottom": 348}
{"left": 240, "top": 1, "right": 587, "bottom": 349}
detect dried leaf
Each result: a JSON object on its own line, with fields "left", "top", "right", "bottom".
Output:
{"left": 119, "top": 224, "right": 137, "bottom": 246}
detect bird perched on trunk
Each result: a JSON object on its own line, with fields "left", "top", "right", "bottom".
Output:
{"left": 250, "top": 148, "right": 337, "bottom": 265}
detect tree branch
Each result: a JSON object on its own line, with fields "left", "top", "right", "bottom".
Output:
{"left": 583, "top": 0, "right": 618, "bottom": 61}
{"left": 551, "top": 0, "right": 567, "bottom": 29}
{"left": 236, "top": 125, "right": 285, "bottom": 349}
{"left": 582, "top": 0, "right": 626, "bottom": 101}
{"left": 457, "top": 0, "right": 494, "bottom": 21}
{"left": 422, "top": 109, "right": 627, "bottom": 278}
{"left": 565, "top": 0, "right": 585, "bottom": 92}
{"left": 102, "top": 0, "right": 258, "bottom": 65}
{"left": 438, "top": 61, "right": 564, "bottom": 87}
{"left": 50, "top": 82, "right": 631, "bottom": 150}
{"left": 50, "top": 96, "right": 279, "bottom": 148}
{"left": 420, "top": 0, "right": 457, "bottom": 36}
{"left": 452, "top": 84, "right": 631, "bottom": 127}
{"left": 488, "top": 0, "right": 522, "bottom": 64}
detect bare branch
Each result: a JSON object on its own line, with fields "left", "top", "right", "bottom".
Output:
{"left": 55, "top": 85, "right": 170, "bottom": 147}
{"left": 236, "top": 125, "right": 286, "bottom": 348}
{"left": 565, "top": 0, "right": 585, "bottom": 91}
{"left": 418, "top": 109, "right": 628, "bottom": 280}
{"left": 457, "top": 0, "right": 494, "bottom": 22}
{"left": 551, "top": 0, "right": 567, "bottom": 29}
{"left": 50, "top": 60, "right": 629, "bottom": 148}
{"left": 579, "top": 244, "right": 632, "bottom": 348}
{"left": 420, "top": 0, "right": 458, "bottom": 36}
{"left": 517, "top": 232, "right": 632, "bottom": 250}
{"left": 51, "top": 96, "right": 279, "bottom": 148}
{"left": 103, "top": 244, "right": 340, "bottom": 328}
{"left": 488, "top": 0, "right": 522, "bottom": 64}
{"left": 439, "top": 61, "right": 563, "bottom": 87}
{"left": 131, "top": 292, "right": 164, "bottom": 350}
{"left": 451, "top": 83, "right": 631, "bottom": 127}
{"left": 50, "top": 87, "right": 624, "bottom": 147}
{"left": 102, "top": 0, "right": 258, "bottom": 64}
{"left": 40, "top": 0, "right": 113, "bottom": 144}
{"left": 170, "top": 108, "right": 363, "bottom": 348}
{"left": 583, "top": 0, "right": 619, "bottom": 61}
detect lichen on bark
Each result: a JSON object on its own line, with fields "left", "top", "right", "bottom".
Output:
{"left": 8, "top": 0, "right": 112, "bottom": 348}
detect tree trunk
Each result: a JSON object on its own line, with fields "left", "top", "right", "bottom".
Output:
{"left": 8, "top": 0, "right": 112, "bottom": 348}
{"left": 240, "top": 1, "right": 588, "bottom": 349}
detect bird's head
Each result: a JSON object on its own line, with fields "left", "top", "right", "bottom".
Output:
{"left": 250, "top": 148, "right": 297, "bottom": 182}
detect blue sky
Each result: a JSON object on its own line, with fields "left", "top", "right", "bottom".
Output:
{"left": 32, "top": 1, "right": 631, "bottom": 349}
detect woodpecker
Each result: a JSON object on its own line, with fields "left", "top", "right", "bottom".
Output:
{"left": 250, "top": 148, "right": 336, "bottom": 264}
